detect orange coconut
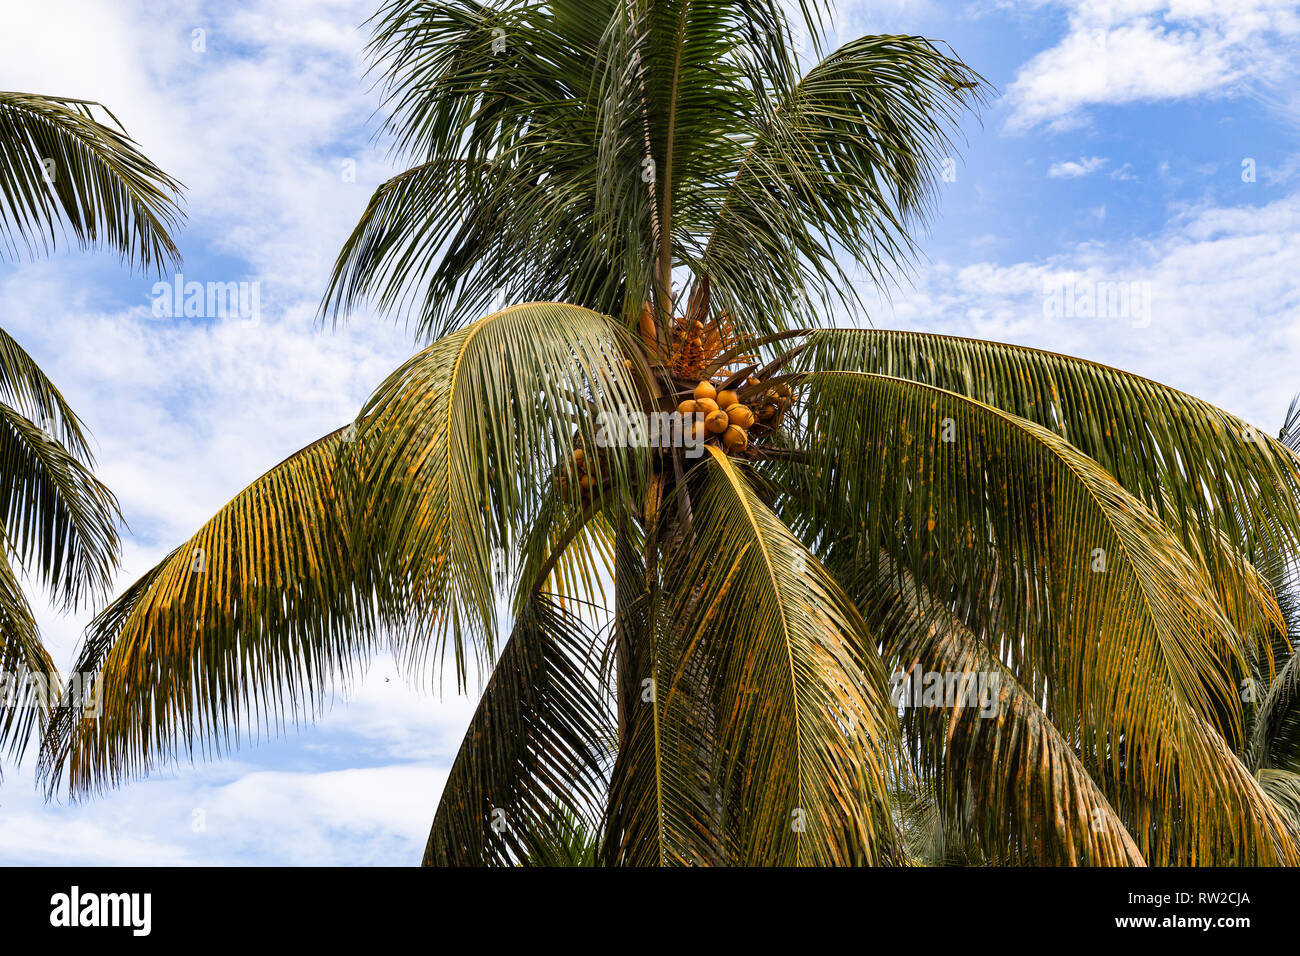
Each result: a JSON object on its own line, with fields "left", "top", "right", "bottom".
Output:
{"left": 705, "top": 409, "right": 730, "bottom": 434}
{"left": 726, "top": 404, "right": 754, "bottom": 429}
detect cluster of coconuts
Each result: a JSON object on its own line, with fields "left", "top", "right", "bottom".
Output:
{"left": 675, "top": 377, "right": 793, "bottom": 453}
{"left": 552, "top": 372, "right": 797, "bottom": 499}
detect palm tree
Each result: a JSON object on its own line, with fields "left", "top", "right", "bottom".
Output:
{"left": 0, "top": 93, "right": 183, "bottom": 769}
{"left": 40, "top": 1, "right": 1300, "bottom": 866}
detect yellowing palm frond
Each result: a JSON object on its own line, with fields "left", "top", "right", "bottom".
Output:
{"left": 852, "top": 556, "right": 1145, "bottom": 866}
{"left": 794, "top": 370, "right": 1298, "bottom": 864}
{"left": 804, "top": 329, "right": 1300, "bottom": 583}
{"left": 39, "top": 429, "right": 372, "bottom": 797}
{"left": 612, "top": 447, "right": 903, "bottom": 865}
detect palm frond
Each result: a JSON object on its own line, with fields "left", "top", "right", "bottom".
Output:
{"left": 352, "top": 302, "right": 647, "bottom": 688}
{"left": 0, "top": 327, "right": 93, "bottom": 462}
{"left": 602, "top": 484, "right": 725, "bottom": 865}
{"left": 424, "top": 591, "right": 613, "bottom": 865}
{"left": 1247, "top": 653, "right": 1300, "bottom": 774}
{"left": 0, "top": 400, "right": 119, "bottom": 611}
{"left": 802, "top": 329, "right": 1300, "bottom": 580}
{"left": 0, "top": 92, "right": 183, "bottom": 273}
{"left": 643, "top": 447, "right": 902, "bottom": 864}
{"left": 850, "top": 555, "right": 1146, "bottom": 866}
{"left": 698, "top": 36, "right": 985, "bottom": 335}
{"left": 1257, "top": 768, "right": 1300, "bottom": 833}
{"left": 38, "top": 428, "right": 376, "bottom": 798}
{"left": 324, "top": 1, "right": 647, "bottom": 339}
{"left": 791, "top": 370, "right": 1298, "bottom": 864}
{"left": 0, "top": 541, "right": 52, "bottom": 765}
{"left": 327, "top": 4, "right": 982, "bottom": 342}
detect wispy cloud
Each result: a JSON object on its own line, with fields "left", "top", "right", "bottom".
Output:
{"left": 1050, "top": 156, "right": 1110, "bottom": 178}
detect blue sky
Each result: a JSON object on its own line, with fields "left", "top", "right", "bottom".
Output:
{"left": 1, "top": 0, "right": 1299, "bottom": 865}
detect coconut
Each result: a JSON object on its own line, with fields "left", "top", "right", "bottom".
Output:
{"left": 695, "top": 397, "right": 719, "bottom": 414}
{"left": 677, "top": 399, "right": 698, "bottom": 416}
{"left": 693, "top": 380, "right": 717, "bottom": 401}
{"left": 726, "top": 404, "right": 754, "bottom": 429}
{"left": 716, "top": 389, "right": 739, "bottom": 410}
{"left": 705, "top": 409, "right": 730, "bottom": 434}
{"left": 723, "top": 425, "right": 748, "bottom": 451}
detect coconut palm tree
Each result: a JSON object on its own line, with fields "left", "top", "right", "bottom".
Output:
{"left": 0, "top": 92, "right": 183, "bottom": 768}
{"left": 40, "top": 1, "right": 1300, "bottom": 866}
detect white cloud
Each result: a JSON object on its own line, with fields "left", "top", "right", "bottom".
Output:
{"left": 856, "top": 188, "right": 1300, "bottom": 430}
{"left": 1004, "top": 0, "right": 1300, "bottom": 131}
{"left": 1049, "top": 156, "right": 1110, "bottom": 178}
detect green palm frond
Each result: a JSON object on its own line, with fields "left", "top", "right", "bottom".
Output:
{"left": 0, "top": 400, "right": 119, "bottom": 611}
{"left": 791, "top": 370, "right": 1297, "bottom": 864}
{"left": 38, "top": 429, "right": 376, "bottom": 797}
{"left": 1257, "top": 768, "right": 1300, "bottom": 833}
{"left": 324, "top": 3, "right": 985, "bottom": 341}
{"left": 424, "top": 591, "right": 613, "bottom": 865}
{"left": 697, "top": 36, "right": 985, "bottom": 332}
{"left": 891, "top": 778, "right": 989, "bottom": 866}
{"left": 0, "top": 327, "right": 93, "bottom": 462}
{"left": 1247, "top": 654, "right": 1300, "bottom": 773}
{"left": 351, "top": 302, "right": 647, "bottom": 686}
{"left": 0, "top": 92, "right": 184, "bottom": 273}
{"left": 523, "top": 807, "right": 603, "bottom": 866}
{"left": 324, "top": 1, "right": 646, "bottom": 339}
{"left": 618, "top": 447, "right": 902, "bottom": 865}
{"left": 0, "top": 539, "right": 52, "bottom": 764}
{"left": 802, "top": 329, "right": 1300, "bottom": 577}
